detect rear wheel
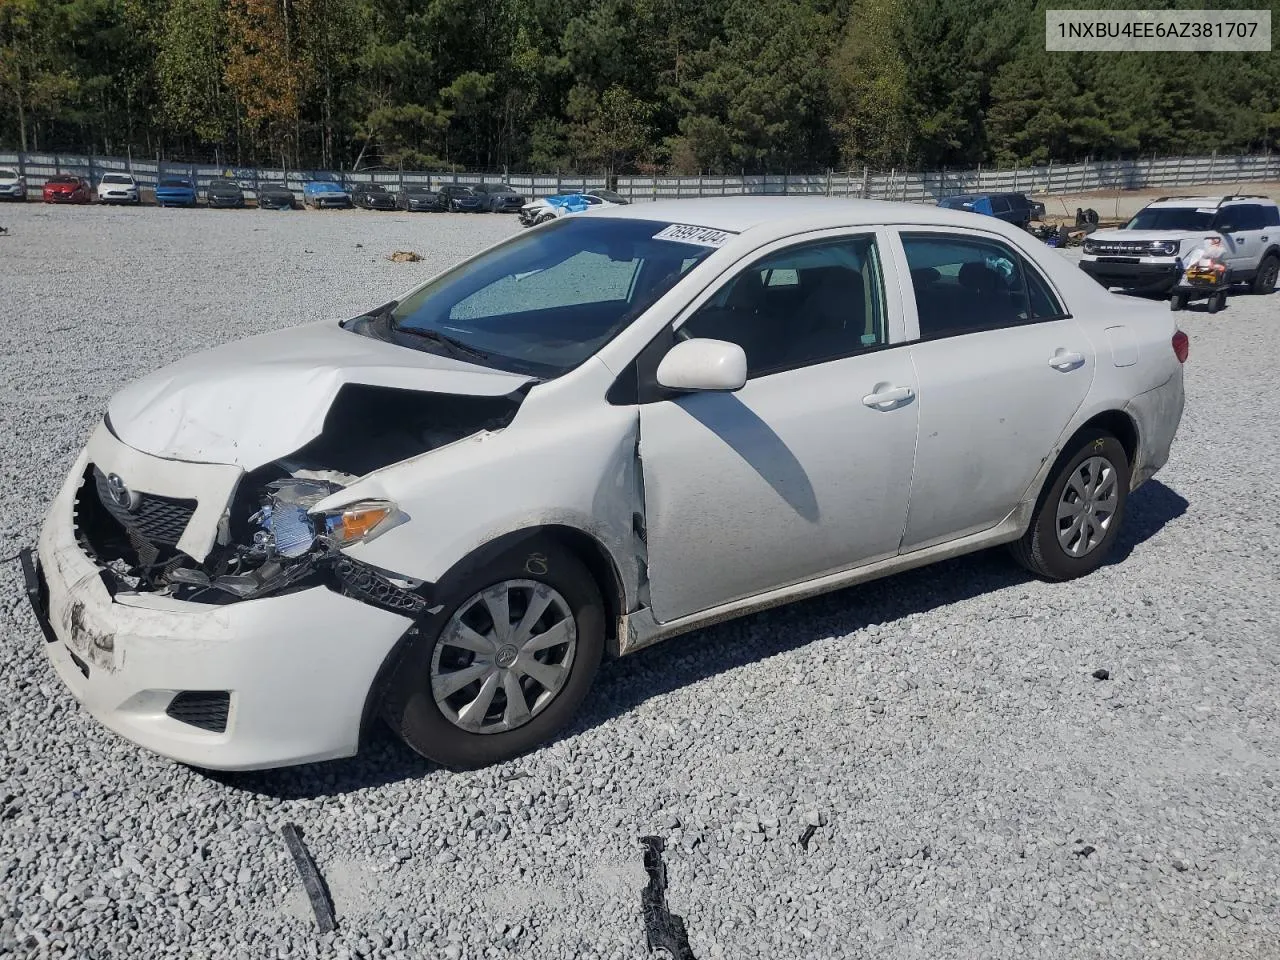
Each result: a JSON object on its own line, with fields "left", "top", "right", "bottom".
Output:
{"left": 382, "top": 536, "right": 605, "bottom": 769}
{"left": 1207, "top": 292, "right": 1223, "bottom": 314}
{"left": 1252, "top": 255, "right": 1279, "bottom": 295}
{"left": 1009, "top": 429, "right": 1130, "bottom": 581}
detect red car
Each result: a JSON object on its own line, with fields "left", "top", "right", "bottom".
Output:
{"left": 42, "top": 175, "right": 91, "bottom": 204}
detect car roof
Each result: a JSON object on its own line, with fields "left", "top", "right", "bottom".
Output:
{"left": 1147, "top": 195, "right": 1276, "bottom": 209}
{"left": 585, "top": 196, "right": 1020, "bottom": 234}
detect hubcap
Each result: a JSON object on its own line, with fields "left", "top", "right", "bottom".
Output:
{"left": 1055, "top": 455, "right": 1119, "bottom": 558}
{"left": 430, "top": 580, "right": 576, "bottom": 734}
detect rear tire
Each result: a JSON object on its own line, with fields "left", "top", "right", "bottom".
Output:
{"left": 1207, "top": 292, "right": 1223, "bottom": 314}
{"left": 1251, "top": 255, "right": 1278, "bottom": 295}
{"left": 1009, "top": 429, "right": 1131, "bottom": 581}
{"left": 382, "top": 536, "right": 605, "bottom": 769}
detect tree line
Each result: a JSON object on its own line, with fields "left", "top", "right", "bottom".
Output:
{"left": 2, "top": 0, "right": 1278, "bottom": 175}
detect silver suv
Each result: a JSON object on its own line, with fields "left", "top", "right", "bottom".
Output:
{"left": 1079, "top": 195, "right": 1280, "bottom": 296}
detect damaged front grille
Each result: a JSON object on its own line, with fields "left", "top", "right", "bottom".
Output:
{"left": 92, "top": 467, "right": 196, "bottom": 546}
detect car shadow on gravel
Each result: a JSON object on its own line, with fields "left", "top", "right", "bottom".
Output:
{"left": 209, "top": 479, "right": 1187, "bottom": 799}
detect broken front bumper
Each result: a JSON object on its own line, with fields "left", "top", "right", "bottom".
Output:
{"left": 26, "top": 441, "right": 417, "bottom": 771}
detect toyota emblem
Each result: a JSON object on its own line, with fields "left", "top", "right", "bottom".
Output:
{"left": 105, "top": 473, "right": 140, "bottom": 512}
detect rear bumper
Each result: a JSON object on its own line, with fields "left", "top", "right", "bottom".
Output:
{"left": 1079, "top": 258, "right": 1180, "bottom": 293}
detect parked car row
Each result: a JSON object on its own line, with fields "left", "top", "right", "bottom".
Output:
{"left": 309, "top": 179, "right": 533, "bottom": 213}
{"left": 0, "top": 170, "right": 546, "bottom": 213}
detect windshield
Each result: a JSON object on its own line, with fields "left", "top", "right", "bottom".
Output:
{"left": 592, "top": 190, "right": 626, "bottom": 203}
{"left": 101, "top": 174, "right": 132, "bottom": 184}
{"left": 1125, "top": 206, "right": 1216, "bottom": 231}
{"left": 209, "top": 179, "right": 238, "bottom": 188}
{"left": 159, "top": 178, "right": 191, "bottom": 187}
{"left": 385, "top": 217, "right": 721, "bottom": 377}
{"left": 0, "top": 169, "right": 16, "bottom": 178}
{"left": 938, "top": 196, "right": 977, "bottom": 208}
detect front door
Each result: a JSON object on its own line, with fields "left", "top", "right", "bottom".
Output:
{"left": 636, "top": 231, "right": 920, "bottom": 623}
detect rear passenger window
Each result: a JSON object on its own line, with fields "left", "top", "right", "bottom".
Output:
{"left": 902, "top": 233, "right": 1062, "bottom": 338}
{"left": 1225, "top": 205, "right": 1264, "bottom": 231}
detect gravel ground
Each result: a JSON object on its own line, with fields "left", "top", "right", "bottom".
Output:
{"left": 2, "top": 203, "right": 1279, "bottom": 960}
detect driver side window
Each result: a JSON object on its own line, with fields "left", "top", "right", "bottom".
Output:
{"left": 676, "top": 235, "right": 887, "bottom": 379}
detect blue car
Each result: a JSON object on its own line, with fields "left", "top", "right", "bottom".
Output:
{"left": 155, "top": 177, "right": 198, "bottom": 208}
{"left": 302, "top": 178, "right": 352, "bottom": 209}
{"left": 937, "top": 192, "right": 1043, "bottom": 230}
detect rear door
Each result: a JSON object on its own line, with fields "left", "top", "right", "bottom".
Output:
{"left": 893, "top": 229, "right": 1095, "bottom": 551}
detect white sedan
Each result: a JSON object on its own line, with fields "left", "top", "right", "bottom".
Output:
{"left": 96, "top": 172, "right": 140, "bottom": 204}
{"left": 27, "top": 198, "right": 1186, "bottom": 771}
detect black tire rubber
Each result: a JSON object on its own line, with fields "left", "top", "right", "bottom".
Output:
{"left": 1008, "top": 428, "right": 1131, "bottom": 581}
{"left": 382, "top": 535, "right": 605, "bottom": 769}
{"left": 1207, "top": 292, "right": 1222, "bottom": 314}
{"left": 1251, "top": 255, "right": 1279, "bottom": 296}
{"left": 1169, "top": 293, "right": 1183, "bottom": 311}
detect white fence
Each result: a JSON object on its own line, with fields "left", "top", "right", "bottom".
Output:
{"left": 1, "top": 150, "right": 1277, "bottom": 203}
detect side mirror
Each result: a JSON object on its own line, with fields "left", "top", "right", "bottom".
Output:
{"left": 656, "top": 338, "right": 747, "bottom": 393}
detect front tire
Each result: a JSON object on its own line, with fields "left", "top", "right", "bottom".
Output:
{"left": 1251, "top": 255, "right": 1278, "bottom": 295}
{"left": 1009, "top": 429, "right": 1131, "bottom": 581}
{"left": 1207, "top": 292, "right": 1224, "bottom": 314}
{"left": 382, "top": 536, "right": 605, "bottom": 769}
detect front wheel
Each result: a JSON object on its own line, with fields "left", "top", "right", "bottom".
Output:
{"left": 1009, "top": 429, "right": 1131, "bottom": 581}
{"left": 382, "top": 536, "right": 605, "bottom": 769}
{"left": 1207, "top": 292, "right": 1225, "bottom": 314}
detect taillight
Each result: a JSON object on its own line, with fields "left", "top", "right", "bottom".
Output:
{"left": 1172, "top": 330, "right": 1189, "bottom": 364}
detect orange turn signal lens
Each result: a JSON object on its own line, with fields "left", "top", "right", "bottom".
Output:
{"left": 326, "top": 502, "right": 395, "bottom": 544}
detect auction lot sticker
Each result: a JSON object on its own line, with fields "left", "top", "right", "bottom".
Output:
{"left": 653, "top": 224, "right": 735, "bottom": 247}
{"left": 1046, "top": 9, "right": 1271, "bottom": 51}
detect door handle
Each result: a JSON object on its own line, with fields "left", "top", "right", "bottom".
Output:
{"left": 862, "top": 385, "right": 915, "bottom": 408}
{"left": 1048, "top": 350, "right": 1085, "bottom": 371}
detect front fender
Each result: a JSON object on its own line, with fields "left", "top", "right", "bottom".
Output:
{"left": 327, "top": 359, "right": 643, "bottom": 613}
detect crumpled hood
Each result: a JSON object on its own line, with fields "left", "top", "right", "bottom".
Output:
{"left": 108, "top": 319, "right": 533, "bottom": 469}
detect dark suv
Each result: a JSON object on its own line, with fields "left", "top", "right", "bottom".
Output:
{"left": 472, "top": 183, "right": 527, "bottom": 212}
{"left": 352, "top": 182, "right": 398, "bottom": 211}
{"left": 937, "top": 192, "right": 1044, "bottom": 229}
{"left": 438, "top": 184, "right": 484, "bottom": 212}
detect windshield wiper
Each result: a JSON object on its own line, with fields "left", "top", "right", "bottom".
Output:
{"left": 393, "top": 325, "right": 492, "bottom": 363}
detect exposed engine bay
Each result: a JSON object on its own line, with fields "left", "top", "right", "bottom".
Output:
{"left": 75, "top": 385, "right": 522, "bottom": 611}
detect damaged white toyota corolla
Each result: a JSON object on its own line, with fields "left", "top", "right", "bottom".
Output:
{"left": 26, "top": 198, "right": 1187, "bottom": 771}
